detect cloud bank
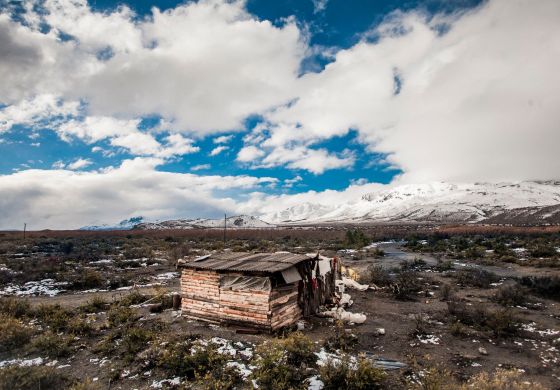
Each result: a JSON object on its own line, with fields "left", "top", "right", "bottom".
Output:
{"left": 1, "top": 0, "right": 559, "bottom": 227}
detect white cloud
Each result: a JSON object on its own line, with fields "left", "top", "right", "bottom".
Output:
{"left": 210, "top": 145, "right": 228, "bottom": 156}
{"left": 237, "top": 145, "right": 265, "bottom": 162}
{"left": 312, "top": 0, "right": 328, "bottom": 14}
{"left": 213, "top": 135, "right": 233, "bottom": 144}
{"left": 0, "top": 157, "right": 278, "bottom": 229}
{"left": 1, "top": 0, "right": 305, "bottom": 135}
{"left": 260, "top": 146, "right": 354, "bottom": 174}
{"left": 52, "top": 160, "right": 65, "bottom": 169}
{"left": 191, "top": 164, "right": 211, "bottom": 171}
{"left": 265, "top": 0, "right": 560, "bottom": 182}
{"left": 58, "top": 116, "right": 199, "bottom": 158}
{"left": 0, "top": 94, "right": 79, "bottom": 133}
{"left": 67, "top": 158, "right": 92, "bottom": 170}
{"left": 58, "top": 116, "right": 139, "bottom": 143}
{"left": 283, "top": 175, "right": 302, "bottom": 188}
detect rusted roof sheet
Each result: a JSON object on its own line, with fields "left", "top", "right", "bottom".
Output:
{"left": 178, "top": 252, "right": 313, "bottom": 273}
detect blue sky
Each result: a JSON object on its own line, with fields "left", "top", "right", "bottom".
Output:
{"left": 0, "top": 0, "right": 558, "bottom": 228}
{"left": 0, "top": 0, "right": 482, "bottom": 190}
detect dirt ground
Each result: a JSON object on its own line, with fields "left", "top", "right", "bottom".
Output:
{"left": 6, "top": 243, "right": 556, "bottom": 389}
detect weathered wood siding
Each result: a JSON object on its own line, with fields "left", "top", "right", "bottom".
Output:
{"left": 181, "top": 269, "right": 221, "bottom": 323}
{"left": 181, "top": 269, "right": 303, "bottom": 330}
{"left": 219, "top": 282, "right": 271, "bottom": 328}
{"left": 270, "top": 283, "right": 301, "bottom": 331}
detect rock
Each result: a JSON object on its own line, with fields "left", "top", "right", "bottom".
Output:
{"left": 478, "top": 347, "right": 488, "bottom": 355}
{"left": 374, "top": 328, "right": 386, "bottom": 336}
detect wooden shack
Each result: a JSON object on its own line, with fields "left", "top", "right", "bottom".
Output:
{"left": 177, "top": 252, "right": 339, "bottom": 331}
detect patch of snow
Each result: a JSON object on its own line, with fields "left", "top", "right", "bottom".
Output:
{"left": 151, "top": 377, "right": 181, "bottom": 388}
{"left": 417, "top": 334, "right": 440, "bottom": 345}
{"left": 0, "top": 357, "right": 44, "bottom": 368}
{"left": 0, "top": 279, "right": 68, "bottom": 296}
{"left": 154, "top": 272, "right": 179, "bottom": 281}
{"left": 308, "top": 375, "right": 324, "bottom": 390}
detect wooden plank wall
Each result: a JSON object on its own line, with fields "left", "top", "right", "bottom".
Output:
{"left": 181, "top": 269, "right": 303, "bottom": 330}
{"left": 270, "top": 283, "right": 301, "bottom": 331}
{"left": 219, "top": 285, "right": 271, "bottom": 327}
{"left": 181, "top": 269, "right": 221, "bottom": 322}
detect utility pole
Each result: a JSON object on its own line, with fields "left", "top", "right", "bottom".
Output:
{"left": 223, "top": 213, "right": 227, "bottom": 247}
{"left": 23, "top": 223, "right": 26, "bottom": 239}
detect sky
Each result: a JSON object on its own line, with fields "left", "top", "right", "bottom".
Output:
{"left": 0, "top": 0, "right": 559, "bottom": 229}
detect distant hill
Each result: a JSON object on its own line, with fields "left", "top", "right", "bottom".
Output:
{"left": 134, "top": 215, "right": 274, "bottom": 230}
{"left": 80, "top": 216, "right": 145, "bottom": 231}
{"left": 261, "top": 181, "right": 560, "bottom": 225}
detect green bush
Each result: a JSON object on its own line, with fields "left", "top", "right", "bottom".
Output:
{"left": 454, "top": 268, "right": 498, "bottom": 288}
{"left": 121, "top": 327, "right": 154, "bottom": 362}
{"left": 320, "top": 355, "right": 386, "bottom": 390}
{"left": 439, "top": 283, "right": 456, "bottom": 301}
{"left": 519, "top": 275, "right": 560, "bottom": 300}
{"left": 492, "top": 283, "right": 528, "bottom": 307}
{"left": 360, "top": 265, "right": 391, "bottom": 286}
{"left": 30, "top": 331, "right": 73, "bottom": 358}
{"left": 251, "top": 332, "right": 317, "bottom": 390}
{"left": 0, "top": 297, "right": 32, "bottom": 318}
{"left": 79, "top": 295, "right": 108, "bottom": 313}
{"left": 325, "top": 321, "right": 358, "bottom": 352}
{"left": 391, "top": 271, "right": 422, "bottom": 300}
{"left": 0, "top": 314, "right": 33, "bottom": 351}
{"left": 107, "top": 305, "right": 137, "bottom": 327}
{"left": 0, "top": 366, "right": 69, "bottom": 390}
{"left": 199, "top": 365, "right": 243, "bottom": 390}
{"left": 158, "top": 340, "right": 227, "bottom": 380}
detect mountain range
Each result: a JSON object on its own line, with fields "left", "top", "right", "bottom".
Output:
{"left": 80, "top": 181, "right": 560, "bottom": 230}
{"left": 262, "top": 181, "right": 560, "bottom": 225}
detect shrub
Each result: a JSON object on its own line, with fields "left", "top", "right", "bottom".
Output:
{"left": 199, "top": 365, "right": 243, "bottom": 390}
{"left": 118, "top": 290, "right": 148, "bottom": 307}
{"left": 0, "top": 297, "right": 31, "bottom": 318}
{"left": 439, "top": 283, "right": 456, "bottom": 301}
{"left": 35, "top": 304, "right": 71, "bottom": 332}
{"left": 455, "top": 268, "right": 498, "bottom": 288}
{"left": 391, "top": 271, "right": 422, "bottom": 300}
{"left": 408, "top": 363, "right": 456, "bottom": 390}
{"left": 107, "top": 305, "right": 137, "bottom": 327}
{"left": 121, "top": 327, "right": 154, "bottom": 362}
{"left": 360, "top": 265, "right": 391, "bottom": 286}
{"left": 159, "top": 340, "right": 227, "bottom": 380}
{"left": 30, "top": 331, "right": 72, "bottom": 358}
{"left": 492, "top": 283, "right": 528, "bottom": 307}
{"left": 79, "top": 295, "right": 108, "bottom": 313}
{"left": 449, "top": 321, "right": 470, "bottom": 337}
{"left": 0, "top": 314, "right": 33, "bottom": 351}
{"left": 519, "top": 275, "right": 560, "bottom": 300}
{"left": 435, "top": 260, "right": 454, "bottom": 272}
{"left": 320, "top": 355, "right": 386, "bottom": 390}
{"left": 447, "top": 301, "right": 520, "bottom": 338}
{"left": 529, "top": 245, "right": 557, "bottom": 258}
{"left": 460, "top": 369, "right": 545, "bottom": 389}
{"left": 69, "top": 378, "right": 102, "bottom": 390}
{"left": 0, "top": 366, "right": 69, "bottom": 390}
{"left": 251, "top": 332, "right": 317, "bottom": 390}
{"left": 71, "top": 269, "right": 104, "bottom": 290}
{"left": 485, "top": 309, "right": 520, "bottom": 338}
{"left": 67, "top": 316, "right": 95, "bottom": 336}
{"left": 325, "top": 321, "right": 358, "bottom": 352}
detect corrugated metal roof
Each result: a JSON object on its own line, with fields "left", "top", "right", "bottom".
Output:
{"left": 179, "top": 252, "right": 313, "bottom": 273}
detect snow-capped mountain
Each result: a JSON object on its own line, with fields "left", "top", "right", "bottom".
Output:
{"left": 262, "top": 181, "right": 560, "bottom": 225}
{"left": 135, "top": 215, "right": 274, "bottom": 230}
{"left": 80, "top": 216, "right": 145, "bottom": 230}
